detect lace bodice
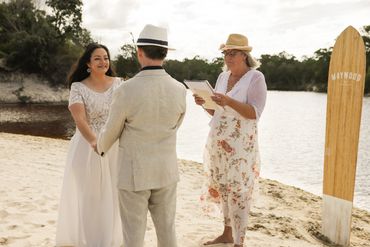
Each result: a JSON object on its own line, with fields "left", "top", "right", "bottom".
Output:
{"left": 68, "top": 78, "right": 122, "bottom": 133}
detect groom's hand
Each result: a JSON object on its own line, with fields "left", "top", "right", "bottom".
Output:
{"left": 90, "top": 141, "right": 98, "bottom": 154}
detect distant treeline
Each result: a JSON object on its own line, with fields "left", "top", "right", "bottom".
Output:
{"left": 1, "top": 0, "right": 369, "bottom": 93}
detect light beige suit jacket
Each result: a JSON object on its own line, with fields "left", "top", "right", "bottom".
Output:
{"left": 97, "top": 69, "right": 186, "bottom": 191}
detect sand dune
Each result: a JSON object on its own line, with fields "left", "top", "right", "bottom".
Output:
{"left": 0, "top": 74, "right": 68, "bottom": 104}
{"left": 0, "top": 132, "right": 369, "bottom": 246}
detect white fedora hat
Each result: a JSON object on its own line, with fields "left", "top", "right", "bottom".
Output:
{"left": 136, "top": 24, "right": 175, "bottom": 50}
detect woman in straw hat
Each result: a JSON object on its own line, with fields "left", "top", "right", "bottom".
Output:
{"left": 194, "top": 34, "right": 267, "bottom": 247}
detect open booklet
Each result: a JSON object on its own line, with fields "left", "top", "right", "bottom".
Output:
{"left": 184, "top": 80, "right": 222, "bottom": 110}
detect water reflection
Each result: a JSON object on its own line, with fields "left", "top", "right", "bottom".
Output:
{"left": 0, "top": 104, "right": 74, "bottom": 139}
{"left": 0, "top": 91, "right": 369, "bottom": 211}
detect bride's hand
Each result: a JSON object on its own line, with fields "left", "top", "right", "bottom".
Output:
{"left": 90, "top": 140, "right": 98, "bottom": 154}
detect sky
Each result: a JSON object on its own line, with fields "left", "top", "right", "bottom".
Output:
{"left": 67, "top": 0, "right": 370, "bottom": 60}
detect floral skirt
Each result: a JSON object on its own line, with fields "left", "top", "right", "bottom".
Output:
{"left": 201, "top": 113, "right": 260, "bottom": 216}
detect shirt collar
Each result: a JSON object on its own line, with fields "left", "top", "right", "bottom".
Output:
{"left": 141, "top": 66, "right": 163, "bottom": 71}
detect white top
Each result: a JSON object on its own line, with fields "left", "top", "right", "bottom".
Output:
{"left": 68, "top": 78, "right": 122, "bottom": 133}
{"left": 214, "top": 69, "right": 267, "bottom": 120}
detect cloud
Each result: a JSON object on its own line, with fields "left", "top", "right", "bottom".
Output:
{"left": 272, "top": 0, "right": 370, "bottom": 32}
{"left": 258, "top": 0, "right": 370, "bottom": 57}
{"left": 82, "top": 0, "right": 139, "bottom": 30}
{"left": 79, "top": 0, "right": 370, "bottom": 60}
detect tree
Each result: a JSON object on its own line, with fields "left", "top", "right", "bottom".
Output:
{"left": 312, "top": 48, "right": 332, "bottom": 91}
{"left": 114, "top": 44, "right": 140, "bottom": 79}
{"left": 0, "top": 0, "right": 91, "bottom": 86}
{"left": 113, "top": 46, "right": 223, "bottom": 86}
{"left": 361, "top": 25, "right": 370, "bottom": 94}
{"left": 45, "top": 0, "right": 90, "bottom": 45}
{"left": 361, "top": 25, "right": 370, "bottom": 53}
{"left": 1, "top": 2, "right": 368, "bottom": 92}
{"left": 0, "top": 0, "right": 59, "bottom": 72}
{"left": 164, "top": 56, "right": 223, "bottom": 86}
{"left": 259, "top": 52, "right": 300, "bottom": 90}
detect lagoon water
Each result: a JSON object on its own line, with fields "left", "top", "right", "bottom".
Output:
{"left": 177, "top": 91, "right": 370, "bottom": 211}
{"left": 0, "top": 90, "right": 369, "bottom": 211}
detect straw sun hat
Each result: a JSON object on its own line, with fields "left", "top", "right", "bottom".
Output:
{"left": 219, "top": 33, "right": 252, "bottom": 52}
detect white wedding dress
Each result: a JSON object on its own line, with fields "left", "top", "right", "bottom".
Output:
{"left": 56, "top": 78, "right": 123, "bottom": 247}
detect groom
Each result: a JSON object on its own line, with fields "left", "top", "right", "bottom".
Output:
{"left": 97, "top": 24, "right": 186, "bottom": 247}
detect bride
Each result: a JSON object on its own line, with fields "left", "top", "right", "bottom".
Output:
{"left": 56, "top": 43, "right": 123, "bottom": 247}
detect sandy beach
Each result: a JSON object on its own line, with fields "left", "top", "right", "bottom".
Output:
{"left": 0, "top": 132, "right": 370, "bottom": 247}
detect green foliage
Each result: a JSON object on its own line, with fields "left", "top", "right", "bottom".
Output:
{"left": 113, "top": 46, "right": 223, "bottom": 86}
{"left": 365, "top": 69, "right": 370, "bottom": 94}
{"left": 361, "top": 25, "right": 370, "bottom": 94}
{"left": 164, "top": 56, "right": 223, "bottom": 86}
{"left": 45, "top": 0, "right": 92, "bottom": 46}
{"left": 361, "top": 25, "right": 370, "bottom": 53}
{"left": 0, "top": 0, "right": 59, "bottom": 72}
{"left": 0, "top": 1, "right": 369, "bottom": 93}
{"left": 114, "top": 39, "right": 368, "bottom": 94}
{"left": 114, "top": 44, "right": 140, "bottom": 79}
{"left": 165, "top": 56, "right": 220, "bottom": 85}
{"left": 259, "top": 48, "right": 332, "bottom": 92}
{"left": 45, "top": 42, "right": 84, "bottom": 85}
{"left": 0, "top": 0, "right": 90, "bottom": 86}
{"left": 46, "top": 0, "right": 79, "bottom": 39}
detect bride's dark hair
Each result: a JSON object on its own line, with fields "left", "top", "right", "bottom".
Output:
{"left": 67, "top": 43, "right": 116, "bottom": 89}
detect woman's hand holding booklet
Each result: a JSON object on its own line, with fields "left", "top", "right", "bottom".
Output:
{"left": 184, "top": 80, "right": 222, "bottom": 110}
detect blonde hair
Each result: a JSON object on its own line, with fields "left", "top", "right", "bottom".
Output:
{"left": 222, "top": 50, "right": 261, "bottom": 71}
{"left": 244, "top": 51, "right": 261, "bottom": 69}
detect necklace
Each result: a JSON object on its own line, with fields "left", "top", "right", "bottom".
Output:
{"left": 226, "top": 74, "right": 243, "bottom": 93}
{"left": 226, "top": 68, "right": 250, "bottom": 93}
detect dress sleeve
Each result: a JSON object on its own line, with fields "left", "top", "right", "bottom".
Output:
{"left": 248, "top": 73, "right": 267, "bottom": 121}
{"left": 68, "top": 83, "right": 84, "bottom": 106}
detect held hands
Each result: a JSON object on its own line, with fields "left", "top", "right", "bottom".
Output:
{"left": 90, "top": 139, "right": 98, "bottom": 154}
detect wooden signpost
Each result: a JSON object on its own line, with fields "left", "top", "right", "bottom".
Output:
{"left": 323, "top": 26, "right": 366, "bottom": 246}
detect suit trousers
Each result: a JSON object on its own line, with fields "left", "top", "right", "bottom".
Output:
{"left": 118, "top": 183, "right": 177, "bottom": 247}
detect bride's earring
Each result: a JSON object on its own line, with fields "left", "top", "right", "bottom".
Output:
{"left": 87, "top": 68, "right": 91, "bottom": 73}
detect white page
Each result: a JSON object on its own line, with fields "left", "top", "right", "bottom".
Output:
{"left": 184, "top": 80, "right": 221, "bottom": 110}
